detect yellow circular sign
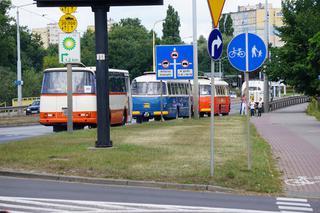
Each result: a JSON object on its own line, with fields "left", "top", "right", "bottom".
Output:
{"left": 60, "top": 7, "right": 77, "bottom": 14}
{"left": 59, "top": 14, "right": 78, "bottom": 33}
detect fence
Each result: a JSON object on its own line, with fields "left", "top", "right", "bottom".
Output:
{"left": 269, "top": 96, "right": 310, "bottom": 112}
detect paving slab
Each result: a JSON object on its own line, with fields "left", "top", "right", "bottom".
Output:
{"left": 251, "top": 103, "right": 320, "bottom": 198}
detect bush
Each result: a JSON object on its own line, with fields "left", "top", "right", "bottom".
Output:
{"left": 307, "top": 97, "right": 320, "bottom": 121}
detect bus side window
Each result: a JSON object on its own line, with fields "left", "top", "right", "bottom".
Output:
{"left": 168, "top": 83, "right": 172, "bottom": 95}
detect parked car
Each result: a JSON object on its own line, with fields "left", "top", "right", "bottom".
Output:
{"left": 26, "top": 100, "right": 40, "bottom": 115}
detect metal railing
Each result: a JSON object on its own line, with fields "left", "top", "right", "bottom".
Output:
{"left": 269, "top": 96, "right": 310, "bottom": 112}
{"left": 0, "top": 105, "right": 27, "bottom": 117}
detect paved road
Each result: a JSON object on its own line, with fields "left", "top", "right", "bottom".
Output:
{"left": 0, "top": 125, "right": 52, "bottom": 144}
{"left": 252, "top": 103, "right": 320, "bottom": 198}
{"left": 0, "top": 176, "right": 318, "bottom": 213}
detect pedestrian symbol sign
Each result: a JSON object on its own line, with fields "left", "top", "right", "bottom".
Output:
{"left": 156, "top": 45, "right": 194, "bottom": 80}
{"left": 227, "top": 33, "right": 267, "bottom": 72}
{"left": 59, "top": 33, "right": 81, "bottom": 64}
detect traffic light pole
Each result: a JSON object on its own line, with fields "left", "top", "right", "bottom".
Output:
{"left": 92, "top": 5, "right": 112, "bottom": 148}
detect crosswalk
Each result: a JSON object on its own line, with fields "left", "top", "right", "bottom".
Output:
{"left": 276, "top": 197, "right": 313, "bottom": 213}
{"left": 0, "top": 196, "right": 314, "bottom": 213}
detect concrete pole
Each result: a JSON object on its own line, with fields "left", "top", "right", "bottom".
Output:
{"left": 263, "top": 0, "right": 270, "bottom": 112}
{"left": 67, "top": 63, "right": 73, "bottom": 132}
{"left": 16, "top": 8, "right": 22, "bottom": 113}
{"left": 192, "top": 0, "right": 199, "bottom": 119}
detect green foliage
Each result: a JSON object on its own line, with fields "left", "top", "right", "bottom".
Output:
{"left": 81, "top": 29, "right": 95, "bottom": 66}
{"left": 43, "top": 44, "right": 63, "bottom": 70}
{"left": 109, "top": 18, "right": 153, "bottom": 79}
{"left": 0, "top": 66, "right": 16, "bottom": 104}
{"left": 267, "top": 0, "right": 320, "bottom": 96}
{"left": 22, "top": 68, "right": 43, "bottom": 98}
{"left": 198, "top": 35, "right": 210, "bottom": 73}
{"left": 162, "top": 5, "right": 182, "bottom": 44}
{"left": 219, "top": 14, "right": 234, "bottom": 36}
{"left": 307, "top": 97, "right": 320, "bottom": 120}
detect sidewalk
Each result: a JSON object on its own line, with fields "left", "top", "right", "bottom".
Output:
{"left": 251, "top": 103, "right": 320, "bottom": 198}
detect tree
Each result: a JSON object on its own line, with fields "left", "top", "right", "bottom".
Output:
{"left": 162, "top": 5, "right": 182, "bottom": 44}
{"left": 267, "top": 0, "right": 320, "bottom": 96}
{"left": 108, "top": 18, "right": 153, "bottom": 78}
{"left": 197, "top": 35, "right": 210, "bottom": 74}
{"left": 22, "top": 68, "right": 43, "bottom": 98}
{"left": 81, "top": 29, "right": 95, "bottom": 66}
{"left": 225, "top": 14, "right": 234, "bottom": 37}
{"left": 219, "top": 14, "right": 226, "bottom": 33}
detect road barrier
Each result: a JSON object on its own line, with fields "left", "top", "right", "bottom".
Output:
{"left": 269, "top": 96, "right": 310, "bottom": 112}
{"left": 0, "top": 106, "right": 27, "bottom": 117}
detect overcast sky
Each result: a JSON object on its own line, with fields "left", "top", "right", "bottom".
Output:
{"left": 9, "top": 0, "right": 281, "bottom": 42}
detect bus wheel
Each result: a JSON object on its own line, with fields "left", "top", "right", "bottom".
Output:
{"left": 200, "top": 112, "right": 205, "bottom": 117}
{"left": 136, "top": 116, "right": 143, "bottom": 124}
{"left": 121, "top": 110, "right": 127, "bottom": 126}
{"left": 143, "top": 117, "right": 149, "bottom": 122}
{"left": 53, "top": 125, "right": 67, "bottom": 132}
{"left": 73, "top": 125, "right": 84, "bottom": 130}
{"left": 154, "top": 116, "right": 161, "bottom": 121}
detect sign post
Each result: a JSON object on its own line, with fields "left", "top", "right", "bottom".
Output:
{"left": 228, "top": 32, "right": 267, "bottom": 170}
{"left": 207, "top": 0, "right": 225, "bottom": 177}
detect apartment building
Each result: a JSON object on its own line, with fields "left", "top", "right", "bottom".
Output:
{"left": 32, "top": 23, "right": 61, "bottom": 49}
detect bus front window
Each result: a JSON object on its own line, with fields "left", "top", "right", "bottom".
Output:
{"left": 200, "top": 85, "right": 211, "bottom": 95}
{"left": 41, "top": 71, "right": 96, "bottom": 94}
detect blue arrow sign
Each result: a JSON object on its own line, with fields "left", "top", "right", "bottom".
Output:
{"left": 156, "top": 45, "right": 194, "bottom": 80}
{"left": 207, "top": 28, "right": 223, "bottom": 61}
{"left": 227, "top": 33, "right": 267, "bottom": 72}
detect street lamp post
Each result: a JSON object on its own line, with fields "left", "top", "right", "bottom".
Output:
{"left": 264, "top": 0, "right": 270, "bottom": 113}
{"left": 152, "top": 19, "right": 164, "bottom": 72}
{"left": 13, "top": 3, "right": 35, "bottom": 113}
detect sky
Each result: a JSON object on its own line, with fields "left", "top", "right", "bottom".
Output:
{"left": 9, "top": 0, "right": 281, "bottom": 42}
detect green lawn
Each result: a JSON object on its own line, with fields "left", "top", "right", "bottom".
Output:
{"left": 0, "top": 116, "right": 282, "bottom": 194}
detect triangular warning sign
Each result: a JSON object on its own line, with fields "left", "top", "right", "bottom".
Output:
{"left": 207, "top": 0, "right": 226, "bottom": 28}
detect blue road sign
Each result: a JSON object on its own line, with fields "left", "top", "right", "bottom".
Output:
{"left": 228, "top": 33, "right": 267, "bottom": 72}
{"left": 156, "top": 45, "right": 194, "bottom": 80}
{"left": 207, "top": 29, "right": 223, "bottom": 61}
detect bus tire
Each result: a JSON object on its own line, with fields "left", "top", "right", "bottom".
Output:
{"left": 53, "top": 125, "right": 67, "bottom": 132}
{"left": 136, "top": 116, "right": 143, "bottom": 124}
{"left": 154, "top": 116, "right": 161, "bottom": 121}
{"left": 200, "top": 112, "right": 205, "bottom": 117}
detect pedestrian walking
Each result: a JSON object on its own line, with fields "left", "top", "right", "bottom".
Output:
{"left": 250, "top": 99, "right": 255, "bottom": 117}
{"left": 240, "top": 95, "right": 247, "bottom": 115}
{"left": 257, "top": 98, "right": 263, "bottom": 117}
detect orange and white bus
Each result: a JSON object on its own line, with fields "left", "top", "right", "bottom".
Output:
{"left": 40, "top": 66, "right": 131, "bottom": 132}
{"left": 194, "top": 77, "right": 230, "bottom": 117}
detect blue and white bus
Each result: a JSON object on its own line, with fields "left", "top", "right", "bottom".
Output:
{"left": 131, "top": 72, "right": 191, "bottom": 123}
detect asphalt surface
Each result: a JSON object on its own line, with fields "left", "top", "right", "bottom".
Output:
{"left": 0, "top": 176, "right": 319, "bottom": 212}
{"left": 0, "top": 125, "right": 52, "bottom": 144}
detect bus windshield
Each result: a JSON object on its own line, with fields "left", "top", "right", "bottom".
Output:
{"left": 41, "top": 71, "right": 96, "bottom": 94}
{"left": 200, "top": 85, "right": 211, "bottom": 95}
{"left": 132, "top": 81, "right": 166, "bottom": 95}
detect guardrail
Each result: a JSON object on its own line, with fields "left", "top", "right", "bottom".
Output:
{"left": 0, "top": 106, "right": 27, "bottom": 117}
{"left": 269, "top": 96, "right": 310, "bottom": 112}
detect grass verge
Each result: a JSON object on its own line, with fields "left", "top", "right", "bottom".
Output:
{"left": 307, "top": 97, "right": 320, "bottom": 121}
{"left": 0, "top": 116, "right": 282, "bottom": 194}
{"left": 0, "top": 115, "right": 39, "bottom": 127}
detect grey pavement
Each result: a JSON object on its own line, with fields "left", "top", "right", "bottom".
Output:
{"left": 251, "top": 103, "right": 320, "bottom": 198}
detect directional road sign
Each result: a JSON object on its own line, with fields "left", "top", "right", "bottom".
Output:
{"left": 227, "top": 33, "right": 267, "bottom": 72}
{"left": 156, "top": 45, "right": 194, "bottom": 80}
{"left": 207, "top": 29, "right": 223, "bottom": 61}
{"left": 59, "top": 33, "right": 81, "bottom": 64}
{"left": 207, "top": 0, "right": 226, "bottom": 28}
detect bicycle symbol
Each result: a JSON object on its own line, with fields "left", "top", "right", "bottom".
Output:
{"left": 285, "top": 176, "right": 320, "bottom": 186}
{"left": 229, "top": 47, "right": 246, "bottom": 58}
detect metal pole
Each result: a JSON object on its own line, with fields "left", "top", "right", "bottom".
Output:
{"left": 67, "top": 63, "right": 73, "bottom": 132}
{"left": 264, "top": 0, "right": 270, "bottom": 113}
{"left": 219, "top": 59, "right": 222, "bottom": 78}
{"left": 93, "top": 5, "right": 112, "bottom": 147}
{"left": 210, "top": 61, "right": 215, "bottom": 176}
{"left": 245, "top": 32, "right": 252, "bottom": 171}
{"left": 153, "top": 30, "right": 156, "bottom": 72}
{"left": 160, "top": 80, "right": 163, "bottom": 121}
{"left": 188, "top": 80, "right": 191, "bottom": 119}
{"left": 192, "top": 0, "right": 199, "bottom": 119}
{"left": 16, "top": 7, "right": 22, "bottom": 114}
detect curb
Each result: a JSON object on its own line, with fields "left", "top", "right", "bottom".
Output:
{"left": 0, "top": 170, "right": 236, "bottom": 193}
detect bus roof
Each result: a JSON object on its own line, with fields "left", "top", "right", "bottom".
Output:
{"left": 133, "top": 73, "right": 189, "bottom": 83}
{"left": 191, "top": 78, "right": 229, "bottom": 86}
{"left": 44, "top": 67, "right": 129, "bottom": 74}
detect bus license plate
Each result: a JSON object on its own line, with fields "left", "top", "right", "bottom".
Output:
{"left": 144, "top": 103, "right": 150, "bottom": 108}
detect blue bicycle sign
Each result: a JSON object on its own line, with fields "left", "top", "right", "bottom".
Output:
{"left": 227, "top": 33, "right": 267, "bottom": 72}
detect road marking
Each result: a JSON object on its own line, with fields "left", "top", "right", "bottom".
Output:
{"left": 276, "top": 197, "right": 313, "bottom": 213}
{"left": 0, "top": 196, "right": 279, "bottom": 213}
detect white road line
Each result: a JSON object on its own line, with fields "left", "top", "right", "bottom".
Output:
{"left": 0, "top": 203, "right": 62, "bottom": 212}
{"left": 276, "top": 202, "right": 311, "bottom": 207}
{"left": 277, "top": 197, "right": 308, "bottom": 203}
{"left": 278, "top": 206, "right": 313, "bottom": 212}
